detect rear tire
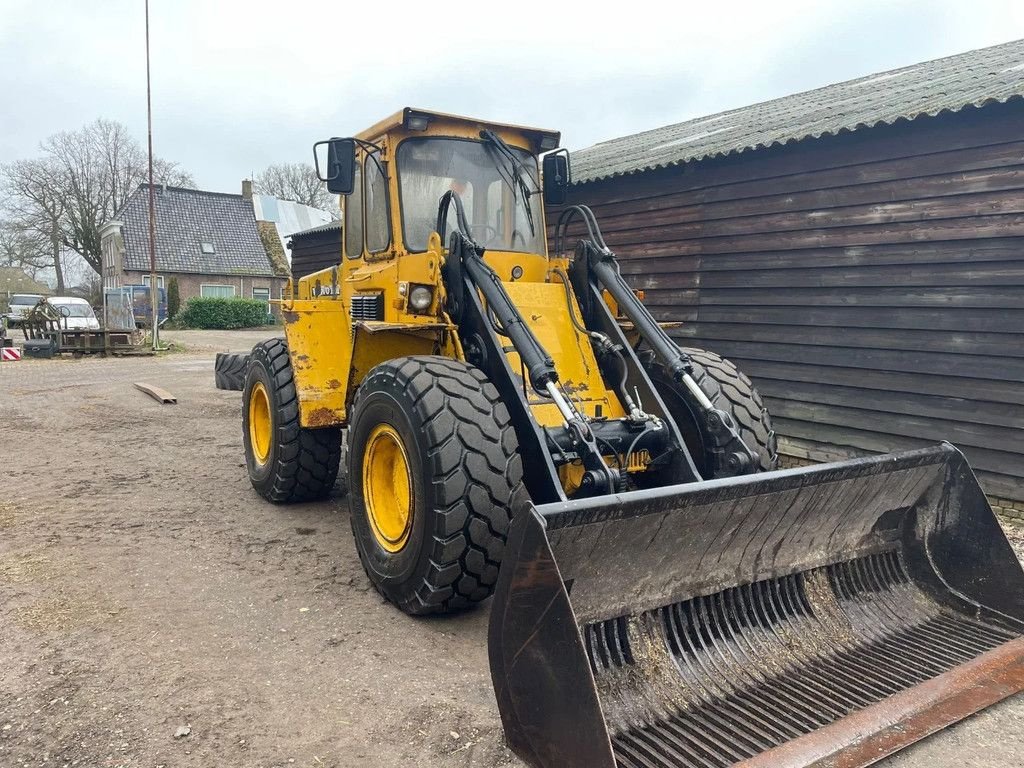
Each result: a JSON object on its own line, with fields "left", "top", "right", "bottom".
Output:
{"left": 347, "top": 356, "right": 524, "bottom": 615}
{"left": 215, "top": 352, "right": 249, "bottom": 391}
{"left": 243, "top": 338, "right": 342, "bottom": 502}
{"left": 646, "top": 347, "right": 777, "bottom": 477}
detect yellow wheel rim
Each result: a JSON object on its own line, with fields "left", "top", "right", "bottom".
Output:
{"left": 363, "top": 424, "right": 413, "bottom": 553}
{"left": 249, "top": 380, "right": 272, "bottom": 465}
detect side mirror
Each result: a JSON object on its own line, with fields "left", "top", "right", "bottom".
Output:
{"left": 314, "top": 138, "right": 356, "bottom": 195}
{"left": 542, "top": 149, "right": 571, "bottom": 206}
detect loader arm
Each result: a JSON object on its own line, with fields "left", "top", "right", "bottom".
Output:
{"left": 558, "top": 204, "right": 758, "bottom": 478}
{"left": 439, "top": 190, "right": 624, "bottom": 498}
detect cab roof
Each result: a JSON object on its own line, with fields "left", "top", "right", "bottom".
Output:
{"left": 355, "top": 108, "right": 561, "bottom": 153}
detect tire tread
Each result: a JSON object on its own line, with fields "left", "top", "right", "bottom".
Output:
{"left": 349, "top": 355, "right": 523, "bottom": 615}
{"left": 247, "top": 339, "right": 341, "bottom": 503}
{"left": 681, "top": 346, "right": 778, "bottom": 472}
{"left": 215, "top": 352, "right": 248, "bottom": 391}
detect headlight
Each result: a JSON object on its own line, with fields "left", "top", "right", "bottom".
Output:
{"left": 408, "top": 285, "right": 433, "bottom": 312}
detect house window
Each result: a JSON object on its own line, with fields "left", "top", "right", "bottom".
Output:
{"left": 200, "top": 242, "right": 215, "bottom": 254}
{"left": 201, "top": 284, "right": 236, "bottom": 298}
{"left": 142, "top": 275, "right": 165, "bottom": 289}
{"left": 252, "top": 287, "right": 271, "bottom": 314}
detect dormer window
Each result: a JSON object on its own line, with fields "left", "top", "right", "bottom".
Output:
{"left": 200, "top": 241, "right": 215, "bottom": 254}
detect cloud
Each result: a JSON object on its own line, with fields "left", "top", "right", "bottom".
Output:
{"left": 2, "top": 0, "right": 1022, "bottom": 192}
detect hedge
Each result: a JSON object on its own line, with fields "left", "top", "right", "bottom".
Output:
{"left": 167, "top": 278, "right": 181, "bottom": 319}
{"left": 178, "top": 297, "right": 271, "bottom": 329}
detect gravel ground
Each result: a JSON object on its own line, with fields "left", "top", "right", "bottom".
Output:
{"left": 160, "top": 328, "right": 276, "bottom": 354}
{"left": 1, "top": 330, "right": 1021, "bottom": 768}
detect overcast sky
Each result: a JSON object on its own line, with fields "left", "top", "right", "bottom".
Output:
{"left": 2, "top": 0, "right": 1023, "bottom": 195}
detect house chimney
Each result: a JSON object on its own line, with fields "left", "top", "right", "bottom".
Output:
{"left": 242, "top": 179, "right": 253, "bottom": 200}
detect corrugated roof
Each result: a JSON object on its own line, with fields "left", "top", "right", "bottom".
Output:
{"left": 288, "top": 220, "right": 342, "bottom": 243}
{"left": 117, "top": 185, "right": 275, "bottom": 276}
{"left": 252, "top": 194, "right": 335, "bottom": 263}
{"left": 572, "top": 39, "right": 1024, "bottom": 184}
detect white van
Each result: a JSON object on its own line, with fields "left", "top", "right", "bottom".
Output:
{"left": 5, "top": 294, "right": 44, "bottom": 325}
{"left": 48, "top": 297, "right": 101, "bottom": 330}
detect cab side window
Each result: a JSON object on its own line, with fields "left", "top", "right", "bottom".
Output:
{"left": 365, "top": 152, "right": 390, "bottom": 253}
{"left": 344, "top": 162, "right": 364, "bottom": 259}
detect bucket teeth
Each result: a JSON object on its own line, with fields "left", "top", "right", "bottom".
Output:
{"left": 602, "top": 552, "right": 1020, "bottom": 768}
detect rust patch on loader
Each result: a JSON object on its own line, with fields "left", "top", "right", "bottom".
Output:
{"left": 306, "top": 407, "right": 341, "bottom": 428}
{"left": 736, "top": 637, "right": 1024, "bottom": 768}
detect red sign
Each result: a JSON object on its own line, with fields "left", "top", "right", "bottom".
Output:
{"left": 1, "top": 347, "right": 22, "bottom": 361}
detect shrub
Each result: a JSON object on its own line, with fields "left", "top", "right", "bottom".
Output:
{"left": 178, "top": 297, "right": 271, "bottom": 329}
{"left": 167, "top": 278, "right": 180, "bottom": 319}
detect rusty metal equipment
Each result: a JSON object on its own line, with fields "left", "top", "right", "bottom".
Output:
{"left": 20, "top": 297, "right": 145, "bottom": 356}
{"left": 20, "top": 298, "right": 64, "bottom": 345}
{"left": 490, "top": 444, "right": 1024, "bottom": 767}
{"left": 134, "top": 382, "right": 177, "bottom": 404}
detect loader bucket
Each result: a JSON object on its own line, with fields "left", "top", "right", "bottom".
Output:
{"left": 489, "top": 443, "right": 1024, "bottom": 768}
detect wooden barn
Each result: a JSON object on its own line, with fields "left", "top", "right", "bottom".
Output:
{"left": 288, "top": 221, "right": 343, "bottom": 278}
{"left": 558, "top": 39, "right": 1024, "bottom": 513}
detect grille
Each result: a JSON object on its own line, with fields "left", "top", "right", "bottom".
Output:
{"left": 581, "top": 552, "right": 1020, "bottom": 768}
{"left": 350, "top": 292, "right": 384, "bottom": 322}
{"left": 585, "top": 616, "right": 634, "bottom": 671}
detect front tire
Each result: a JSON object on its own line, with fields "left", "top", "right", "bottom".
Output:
{"left": 347, "top": 356, "right": 524, "bottom": 615}
{"left": 645, "top": 347, "right": 778, "bottom": 477}
{"left": 242, "top": 338, "right": 342, "bottom": 502}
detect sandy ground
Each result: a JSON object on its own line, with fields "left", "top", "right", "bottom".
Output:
{"left": 1, "top": 329, "right": 1021, "bottom": 768}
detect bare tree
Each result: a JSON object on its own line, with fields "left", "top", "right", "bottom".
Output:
{"left": 1, "top": 118, "right": 194, "bottom": 278}
{"left": 62, "top": 251, "right": 100, "bottom": 300}
{"left": 0, "top": 218, "right": 53, "bottom": 284}
{"left": 254, "top": 163, "right": 339, "bottom": 216}
{"left": 2, "top": 157, "right": 72, "bottom": 290}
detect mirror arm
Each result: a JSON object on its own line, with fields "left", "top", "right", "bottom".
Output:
{"left": 352, "top": 137, "right": 384, "bottom": 154}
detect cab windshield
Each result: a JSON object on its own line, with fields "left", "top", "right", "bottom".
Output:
{"left": 397, "top": 137, "right": 544, "bottom": 254}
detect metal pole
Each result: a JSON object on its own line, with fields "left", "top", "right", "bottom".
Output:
{"left": 102, "top": 259, "right": 108, "bottom": 353}
{"left": 145, "top": 0, "right": 158, "bottom": 350}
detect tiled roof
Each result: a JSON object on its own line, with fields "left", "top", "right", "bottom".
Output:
{"left": 0, "top": 267, "right": 52, "bottom": 295}
{"left": 572, "top": 39, "right": 1024, "bottom": 184}
{"left": 117, "top": 185, "right": 275, "bottom": 276}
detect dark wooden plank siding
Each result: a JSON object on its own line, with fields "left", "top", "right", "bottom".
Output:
{"left": 558, "top": 101, "right": 1024, "bottom": 501}
{"left": 289, "top": 227, "right": 342, "bottom": 277}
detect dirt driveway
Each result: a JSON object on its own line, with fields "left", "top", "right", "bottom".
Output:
{"left": 1, "top": 331, "right": 1021, "bottom": 768}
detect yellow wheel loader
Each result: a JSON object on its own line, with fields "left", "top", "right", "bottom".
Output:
{"left": 240, "top": 108, "right": 1024, "bottom": 768}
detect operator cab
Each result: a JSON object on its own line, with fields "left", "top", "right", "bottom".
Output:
{"left": 313, "top": 108, "right": 565, "bottom": 262}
